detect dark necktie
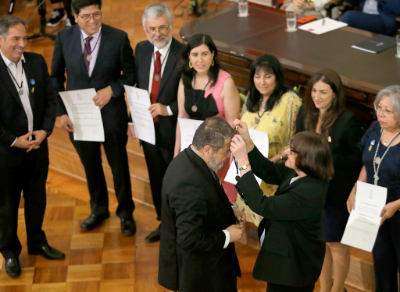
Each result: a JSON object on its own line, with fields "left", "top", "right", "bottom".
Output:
{"left": 83, "top": 36, "right": 93, "bottom": 71}
{"left": 150, "top": 51, "right": 161, "bottom": 123}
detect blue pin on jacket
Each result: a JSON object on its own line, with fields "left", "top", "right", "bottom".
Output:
{"left": 369, "top": 139, "right": 375, "bottom": 151}
{"left": 30, "top": 79, "right": 35, "bottom": 93}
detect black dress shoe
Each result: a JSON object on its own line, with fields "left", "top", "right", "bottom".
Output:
{"left": 5, "top": 258, "right": 21, "bottom": 278}
{"left": 80, "top": 213, "right": 110, "bottom": 230}
{"left": 121, "top": 217, "right": 136, "bottom": 236}
{"left": 28, "top": 244, "right": 65, "bottom": 260}
{"left": 145, "top": 224, "right": 161, "bottom": 243}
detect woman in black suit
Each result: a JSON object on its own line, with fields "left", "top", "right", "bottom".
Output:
{"left": 293, "top": 69, "right": 362, "bottom": 292}
{"left": 231, "top": 120, "right": 334, "bottom": 292}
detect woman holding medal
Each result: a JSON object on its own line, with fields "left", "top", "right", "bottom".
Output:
{"left": 294, "top": 69, "right": 362, "bottom": 292}
{"left": 231, "top": 121, "right": 334, "bottom": 292}
{"left": 347, "top": 85, "right": 400, "bottom": 292}
{"left": 174, "top": 33, "right": 240, "bottom": 198}
{"left": 237, "top": 54, "right": 301, "bottom": 224}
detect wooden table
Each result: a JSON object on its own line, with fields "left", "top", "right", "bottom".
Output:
{"left": 180, "top": 4, "right": 400, "bottom": 129}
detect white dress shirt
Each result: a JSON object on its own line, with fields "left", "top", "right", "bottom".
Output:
{"left": 1, "top": 50, "right": 33, "bottom": 146}
{"left": 80, "top": 27, "right": 102, "bottom": 77}
{"left": 148, "top": 39, "right": 173, "bottom": 116}
{"left": 363, "top": 0, "right": 379, "bottom": 15}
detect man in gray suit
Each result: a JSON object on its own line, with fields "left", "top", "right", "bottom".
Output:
{"left": 51, "top": 0, "right": 136, "bottom": 235}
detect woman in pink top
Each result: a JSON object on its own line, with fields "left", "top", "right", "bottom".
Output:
{"left": 174, "top": 34, "right": 240, "bottom": 199}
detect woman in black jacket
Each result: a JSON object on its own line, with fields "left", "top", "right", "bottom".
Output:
{"left": 294, "top": 69, "right": 362, "bottom": 292}
{"left": 231, "top": 120, "right": 334, "bottom": 292}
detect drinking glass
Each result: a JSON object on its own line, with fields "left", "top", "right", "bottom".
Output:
{"left": 286, "top": 11, "right": 297, "bottom": 32}
{"left": 238, "top": 0, "right": 248, "bottom": 17}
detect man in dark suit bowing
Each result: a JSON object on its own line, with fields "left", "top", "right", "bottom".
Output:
{"left": 51, "top": 0, "right": 136, "bottom": 235}
{"left": 127, "top": 3, "right": 184, "bottom": 242}
{"left": 0, "top": 15, "right": 65, "bottom": 279}
{"left": 159, "top": 117, "right": 243, "bottom": 292}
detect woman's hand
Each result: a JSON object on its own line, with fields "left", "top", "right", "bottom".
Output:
{"left": 380, "top": 200, "right": 400, "bottom": 225}
{"left": 347, "top": 183, "right": 357, "bottom": 214}
{"left": 232, "top": 119, "right": 254, "bottom": 152}
{"left": 231, "top": 134, "right": 249, "bottom": 164}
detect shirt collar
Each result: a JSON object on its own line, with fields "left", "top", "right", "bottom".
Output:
{"left": 153, "top": 38, "right": 172, "bottom": 56}
{"left": 0, "top": 49, "right": 25, "bottom": 68}
{"left": 80, "top": 26, "right": 102, "bottom": 40}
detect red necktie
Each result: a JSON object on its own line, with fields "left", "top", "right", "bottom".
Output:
{"left": 150, "top": 51, "right": 161, "bottom": 123}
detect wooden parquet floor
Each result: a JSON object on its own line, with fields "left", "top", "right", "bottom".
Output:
{"left": 0, "top": 169, "right": 267, "bottom": 292}
{"left": 0, "top": 1, "right": 360, "bottom": 291}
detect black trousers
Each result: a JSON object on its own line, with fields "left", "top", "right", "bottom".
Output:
{"left": 141, "top": 123, "right": 170, "bottom": 221}
{"left": 0, "top": 150, "right": 49, "bottom": 259}
{"left": 267, "top": 283, "right": 315, "bottom": 292}
{"left": 70, "top": 131, "right": 135, "bottom": 219}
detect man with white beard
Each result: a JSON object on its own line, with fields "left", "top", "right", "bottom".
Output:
{"left": 128, "top": 3, "right": 184, "bottom": 242}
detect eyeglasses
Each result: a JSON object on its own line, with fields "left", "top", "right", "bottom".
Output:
{"left": 289, "top": 148, "right": 298, "bottom": 155}
{"left": 146, "top": 24, "right": 170, "bottom": 34}
{"left": 78, "top": 11, "right": 102, "bottom": 21}
{"left": 375, "top": 105, "right": 394, "bottom": 116}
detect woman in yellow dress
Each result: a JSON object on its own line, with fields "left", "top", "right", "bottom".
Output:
{"left": 238, "top": 54, "right": 302, "bottom": 225}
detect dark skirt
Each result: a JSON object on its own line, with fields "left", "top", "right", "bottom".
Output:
{"left": 322, "top": 202, "right": 349, "bottom": 243}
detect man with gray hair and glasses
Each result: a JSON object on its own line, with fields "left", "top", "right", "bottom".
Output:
{"left": 128, "top": 3, "right": 184, "bottom": 243}
{"left": 0, "top": 15, "right": 64, "bottom": 279}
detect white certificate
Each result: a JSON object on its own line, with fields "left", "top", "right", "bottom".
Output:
{"left": 59, "top": 88, "right": 105, "bottom": 142}
{"left": 298, "top": 18, "right": 348, "bottom": 35}
{"left": 341, "top": 181, "right": 387, "bottom": 252}
{"left": 124, "top": 85, "right": 155, "bottom": 145}
{"left": 224, "top": 129, "right": 269, "bottom": 185}
{"left": 178, "top": 118, "right": 204, "bottom": 151}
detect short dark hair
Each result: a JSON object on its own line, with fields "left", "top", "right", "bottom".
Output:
{"left": 179, "top": 33, "right": 222, "bottom": 89}
{"left": 0, "top": 15, "right": 27, "bottom": 39}
{"left": 246, "top": 54, "right": 289, "bottom": 113}
{"left": 303, "top": 68, "right": 346, "bottom": 133}
{"left": 291, "top": 131, "right": 334, "bottom": 180}
{"left": 192, "top": 117, "right": 235, "bottom": 152}
{"left": 72, "top": 0, "right": 102, "bottom": 15}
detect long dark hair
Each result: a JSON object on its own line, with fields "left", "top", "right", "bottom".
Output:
{"left": 246, "top": 54, "right": 288, "bottom": 113}
{"left": 303, "top": 68, "right": 346, "bottom": 133}
{"left": 179, "top": 33, "right": 222, "bottom": 89}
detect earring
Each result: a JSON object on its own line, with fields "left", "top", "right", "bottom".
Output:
{"left": 211, "top": 59, "right": 214, "bottom": 67}
{"left": 189, "top": 61, "right": 193, "bottom": 68}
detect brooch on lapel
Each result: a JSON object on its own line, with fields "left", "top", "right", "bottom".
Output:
{"left": 369, "top": 139, "right": 375, "bottom": 151}
{"left": 30, "top": 79, "right": 35, "bottom": 93}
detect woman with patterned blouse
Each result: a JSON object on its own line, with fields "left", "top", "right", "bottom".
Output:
{"left": 237, "top": 54, "right": 302, "bottom": 225}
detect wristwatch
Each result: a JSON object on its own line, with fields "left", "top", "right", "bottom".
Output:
{"left": 239, "top": 163, "right": 250, "bottom": 171}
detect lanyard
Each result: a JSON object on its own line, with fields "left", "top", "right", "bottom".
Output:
{"left": 7, "top": 61, "right": 24, "bottom": 95}
{"left": 373, "top": 129, "right": 400, "bottom": 185}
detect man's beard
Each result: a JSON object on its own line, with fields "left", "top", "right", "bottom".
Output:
{"left": 150, "top": 34, "right": 171, "bottom": 49}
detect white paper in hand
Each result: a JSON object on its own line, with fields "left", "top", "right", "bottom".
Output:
{"left": 178, "top": 118, "right": 204, "bottom": 151}
{"left": 341, "top": 181, "right": 387, "bottom": 252}
{"left": 59, "top": 88, "right": 105, "bottom": 142}
{"left": 124, "top": 85, "right": 156, "bottom": 145}
{"left": 224, "top": 129, "right": 269, "bottom": 185}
